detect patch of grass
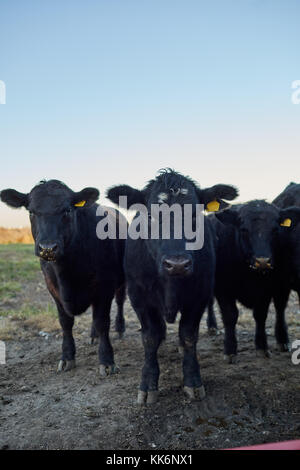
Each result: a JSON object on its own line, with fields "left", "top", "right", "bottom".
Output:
{"left": 0, "top": 322, "right": 16, "bottom": 341}
{"left": 0, "top": 244, "right": 39, "bottom": 301}
{"left": 0, "top": 303, "right": 57, "bottom": 319}
{"left": 0, "top": 245, "right": 61, "bottom": 337}
{"left": 0, "top": 280, "right": 22, "bottom": 301}
{"left": 0, "top": 244, "right": 39, "bottom": 280}
{"left": 22, "top": 308, "right": 59, "bottom": 333}
{"left": 0, "top": 303, "right": 59, "bottom": 340}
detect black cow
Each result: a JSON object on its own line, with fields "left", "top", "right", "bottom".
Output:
{"left": 107, "top": 169, "right": 238, "bottom": 403}
{"left": 0, "top": 180, "right": 126, "bottom": 375}
{"left": 214, "top": 200, "right": 300, "bottom": 361}
{"left": 273, "top": 182, "right": 300, "bottom": 300}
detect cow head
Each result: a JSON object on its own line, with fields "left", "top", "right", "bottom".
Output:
{"left": 107, "top": 169, "right": 238, "bottom": 278}
{"left": 216, "top": 200, "right": 300, "bottom": 271}
{"left": 1, "top": 180, "right": 99, "bottom": 261}
{"left": 283, "top": 221, "right": 300, "bottom": 291}
{"left": 273, "top": 183, "right": 300, "bottom": 289}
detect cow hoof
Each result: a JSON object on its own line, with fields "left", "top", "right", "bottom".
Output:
{"left": 99, "top": 364, "right": 120, "bottom": 377}
{"left": 115, "top": 323, "right": 125, "bottom": 337}
{"left": 208, "top": 327, "right": 218, "bottom": 336}
{"left": 147, "top": 391, "right": 159, "bottom": 404}
{"left": 183, "top": 385, "right": 206, "bottom": 401}
{"left": 256, "top": 349, "right": 271, "bottom": 358}
{"left": 137, "top": 390, "right": 147, "bottom": 405}
{"left": 137, "top": 390, "right": 159, "bottom": 405}
{"left": 277, "top": 343, "right": 290, "bottom": 352}
{"left": 57, "top": 359, "right": 76, "bottom": 372}
{"left": 223, "top": 354, "right": 237, "bottom": 364}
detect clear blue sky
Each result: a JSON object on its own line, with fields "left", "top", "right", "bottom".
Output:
{"left": 0, "top": 0, "right": 300, "bottom": 226}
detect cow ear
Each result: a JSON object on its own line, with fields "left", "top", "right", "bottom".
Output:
{"left": 106, "top": 185, "right": 145, "bottom": 208}
{"left": 215, "top": 208, "right": 240, "bottom": 227}
{"left": 0, "top": 189, "right": 29, "bottom": 208}
{"left": 197, "top": 184, "right": 238, "bottom": 212}
{"left": 279, "top": 207, "right": 300, "bottom": 228}
{"left": 73, "top": 187, "right": 99, "bottom": 208}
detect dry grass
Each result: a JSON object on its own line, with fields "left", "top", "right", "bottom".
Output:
{"left": 20, "top": 311, "right": 60, "bottom": 333}
{"left": 0, "top": 227, "right": 33, "bottom": 244}
{"left": 0, "top": 318, "right": 16, "bottom": 341}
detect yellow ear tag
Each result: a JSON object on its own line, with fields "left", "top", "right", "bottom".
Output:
{"left": 206, "top": 200, "right": 220, "bottom": 212}
{"left": 280, "top": 218, "right": 292, "bottom": 227}
{"left": 74, "top": 200, "right": 86, "bottom": 207}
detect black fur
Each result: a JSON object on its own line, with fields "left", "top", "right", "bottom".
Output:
{"left": 0, "top": 180, "right": 126, "bottom": 371}
{"left": 273, "top": 182, "right": 300, "bottom": 300}
{"left": 212, "top": 200, "right": 300, "bottom": 359}
{"left": 107, "top": 168, "right": 238, "bottom": 401}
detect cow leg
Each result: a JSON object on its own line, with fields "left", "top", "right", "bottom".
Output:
{"left": 92, "top": 291, "right": 118, "bottom": 377}
{"left": 206, "top": 297, "right": 218, "bottom": 335}
{"left": 91, "top": 284, "right": 125, "bottom": 344}
{"left": 127, "top": 282, "right": 166, "bottom": 404}
{"left": 57, "top": 303, "right": 76, "bottom": 372}
{"left": 179, "top": 309, "right": 205, "bottom": 400}
{"left": 114, "top": 284, "right": 126, "bottom": 338}
{"left": 253, "top": 302, "right": 271, "bottom": 357}
{"left": 218, "top": 298, "right": 239, "bottom": 363}
{"left": 135, "top": 309, "right": 166, "bottom": 405}
{"left": 90, "top": 320, "right": 99, "bottom": 344}
{"left": 273, "top": 288, "right": 290, "bottom": 352}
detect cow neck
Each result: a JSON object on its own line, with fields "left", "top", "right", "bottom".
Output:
{"left": 51, "top": 232, "right": 89, "bottom": 276}
{"left": 163, "top": 278, "right": 179, "bottom": 322}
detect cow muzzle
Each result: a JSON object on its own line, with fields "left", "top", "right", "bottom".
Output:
{"left": 38, "top": 243, "right": 59, "bottom": 261}
{"left": 162, "top": 256, "right": 193, "bottom": 277}
{"left": 250, "top": 257, "right": 273, "bottom": 272}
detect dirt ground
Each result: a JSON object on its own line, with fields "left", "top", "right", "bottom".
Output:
{"left": 0, "top": 271, "right": 299, "bottom": 450}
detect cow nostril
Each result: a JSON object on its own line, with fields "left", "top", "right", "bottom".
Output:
{"left": 182, "top": 259, "right": 192, "bottom": 268}
{"left": 254, "top": 257, "right": 272, "bottom": 269}
{"left": 256, "top": 257, "right": 271, "bottom": 263}
{"left": 39, "top": 243, "right": 58, "bottom": 254}
{"left": 163, "top": 260, "right": 173, "bottom": 269}
{"left": 163, "top": 257, "right": 192, "bottom": 275}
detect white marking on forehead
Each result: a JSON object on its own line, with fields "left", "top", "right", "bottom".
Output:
{"left": 169, "top": 187, "right": 189, "bottom": 196}
{"left": 170, "top": 188, "right": 180, "bottom": 196}
{"left": 158, "top": 192, "right": 168, "bottom": 203}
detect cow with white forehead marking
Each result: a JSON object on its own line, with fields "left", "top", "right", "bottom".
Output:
{"left": 107, "top": 168, "right": 238, "bottom": 404}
